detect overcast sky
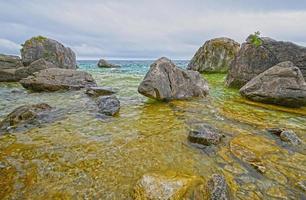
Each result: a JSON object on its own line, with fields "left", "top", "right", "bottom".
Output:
{"left": 0, "top": 0, "right": 306, "bottom": 60}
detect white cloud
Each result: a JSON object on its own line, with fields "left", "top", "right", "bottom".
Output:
{"left": 0, "top": 38, "right": 21, "bottom": 55}
{"left": 0, "top": 0, "right": 305, "bottom": 59}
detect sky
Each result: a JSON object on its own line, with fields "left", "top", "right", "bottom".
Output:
{"left": 0, "top": 0, "right": 306, "bottom": 60}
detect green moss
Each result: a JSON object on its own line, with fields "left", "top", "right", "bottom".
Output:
{"left": 249, "top": 31, "right": 262, "bottom": 47}
{"left": 22, "top": 35, "right": 47, "bottom": 47}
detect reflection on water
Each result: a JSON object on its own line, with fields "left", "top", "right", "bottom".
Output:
{"left": 0, "top": 62, "right": 305, "bottom": 199}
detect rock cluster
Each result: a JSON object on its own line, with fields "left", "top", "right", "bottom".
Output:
{"left": 226, "top": 36, "right": 306, "bottom": 88}
{"left": 0, "top": 54, "right": 23, "bottom": 81}
{"left": 138, "top": 57, "right": 209, "bottom": 101}
{"left": 188, "top": 37, "right": 240, "bottom": 73}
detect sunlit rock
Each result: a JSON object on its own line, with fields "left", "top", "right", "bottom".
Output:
{"left": 0, "top": 54, "right": 23, "bottom": 82}
{"left": 133, "top": 171, "right": 206, "bottom": 200}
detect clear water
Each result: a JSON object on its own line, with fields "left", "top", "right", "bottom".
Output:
{"left": 0, "top": 60, "right": 305, "bottom": 199}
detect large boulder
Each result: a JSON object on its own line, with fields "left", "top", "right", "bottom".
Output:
{"left": 188, "top": 37, "right": 240, "bottom": 73}
{"left": 97, "top": 59, "right": 120, "bottom": 68}
{"left": 20, "top": 68, "right": 97, "bottom": 92}
{"left": 138, "top": 57, "right": 209, "bottom": 100}
{"left": 0, "top": 54, "right": 23, "bottom": 82}
{"left": 15, "top": 58, "right": 57, "bottom": 79}
{"left": 240, "top": 61, "right": 306, "bottom": 108}
{"left": 21, "top": 36, "right": 76, "bottom": 69}
{"left": 226, "top": 36, "right": 306, "bottom": 88}
{"left": 133, "top": 172, "right": 206, "bottom": 200}
{"left": 0, "top": 103, "right": 52, "bottom": 134}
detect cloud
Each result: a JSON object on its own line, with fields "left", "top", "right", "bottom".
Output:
{"left": 0, "top": 0, "right": 305, "bottom": 59}
{"left": 0, "top": 38, "right": 21, "bottom": 55}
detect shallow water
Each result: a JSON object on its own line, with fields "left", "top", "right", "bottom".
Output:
{"left": 0, "top": 60, "right": 305, "bottom": 199}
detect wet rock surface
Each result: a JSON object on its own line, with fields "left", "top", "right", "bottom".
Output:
{"left": 85, "top": 86, "right": 116, "bottom": 97}
{"left": 97, "top": 95, "right": 120, "bottom": 116}
{"left": 188, "top": 124, "right": 223, "bottom": 146}
{"left": 133, "top": 172, "right": 205, "bottom": 200}
{"left": 279, "top": 130, "right": 302, "bottom": 145}
{"left": 20, "top": 68, "right": 97, "bottom": 92}
{"left": 226, "top": 36, "right": 306, "bottom": 88}
{"left": 240, "top": 61, "right": 306, "bottom": 107}
{"left": 138, "top": 57, "right": 209, "bottom": 100}
{"left": 21, "top": 36, "right": 76, "bottom": 69}
{"left": 188, "top": 37, "right": 240, "bottom": 73}
{"left": 0, "top": 103, "right": 52, "bottom": 134}
{"left": 207, "top": 174, "right": 232, "bottom": 200}
{"left": 97, "top": 59, "right": 120, "bottom": 68}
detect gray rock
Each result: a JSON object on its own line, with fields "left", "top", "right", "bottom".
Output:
{"left": 15, "top": 58, "right": 57, "bottom": 79}
{"left": 20, "top": 68, "right": 97, "bottom": 92}
{"left": 97, "top": 59, "right": 120, "bottom": 68}
{"left": 133, "top": 172, "right": 206, "bottom": 200}
{"left": 21, "top": 36, "right": 76, "bottom": 69}
{"left": 188, "top": 124, "right": 223, "bottom": 146}
{"left": 97, "top": 95, "right": 120, "bottom": 116}
{"left": 240, "top": 61, "right": 306, "bottom": 107}
{"left": 280, "top": 130, "right": 302, "bottom": 145}
{"left": 0, "top": 103, "right": 52, "bottom": 134}
{"left": 207, "top": 174, "right": 232, "bottom": 200}
{"left": 138, "top": 57, "right": 209, "bottom": 101}
{"left": 0, "top": 54, "right": 23, "bottom": 82}
{"left": 188, "top": 37, "right": 240, "bottom": 73}
{"left": 226, "top": 36, "right": 306, "bottom": 88}
{"left": 85, "top": 86, "right": 116, "bottom": 97}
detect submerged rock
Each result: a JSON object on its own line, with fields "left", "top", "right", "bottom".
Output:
{"left": 188, "top": 124, "right": 223, "bottom": 146}
{"left": 226, "top": 36, "right": 306, "bottom": 88}
{"left": 0, "top": 103, "right": 52, "bottom": 134}
{"left": 97, "top": 59, "right": 120, "bottom": 68}
{"left": 85, "top": 86, "right": 116, "bottom": 97}
{"left": 240, "top": 61, "right": 306, "bottom": 107}
{"left": 138, "top": 57, "right": 209, "bottom": 100}
{"left": 21, "top": 36, "right": 76, "bottom": 69}
{"left": 20, "top": 68, "right": 97, "bottom": 92}
{"left": 0, "top": 54, "right": 23, "bottom": 82}
{"left": 280, "top": 130, "right": 302, "bottom": 145}
{"left": 97, "top": 95, "right": 120, "bottom": 116}
{"left": 207, "top": 174, "right": 232, "bottom": 200}
{"left": 133, "top": 172, "right": 205, "bottom": 200}
{"left": 188, "top": 37, "right": 240, "bottom": 73}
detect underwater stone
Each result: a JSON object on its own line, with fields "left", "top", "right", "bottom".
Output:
{"left": 85, "top": 86, "right": 116, "bottom": 97}
{"left": 188, "top": 124, "right": 223, "bottom": 146}
{"left": 97, "top": 95, "right": 120, "bottom": 116}
{"left": 207, "top": 174, "right": 232, "bottom": 200}
{"left": 280, "top": 130, "right": 302, "bottom": 145}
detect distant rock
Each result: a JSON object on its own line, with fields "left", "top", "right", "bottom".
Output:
{"left": 0, "top": 103, "right": 52, "bottom": 134}
{"left": 97, "top": 59, "right": 120, "bottom": 68}
{"left": 188, "top": 124, "right": 223, "bottom": 146}
{"left": 240, "top": 61, "right": 306, "bottom": 107}
{"left": 97, "top": 95, "right": 120, "bottom": 116}
{"left": 138, "top": 57, "right": 209, "bottom": 100}
{"left": 15, "top": 58, "right": 57, "bottom": 79}
{"left": 207, "top": 174, "right": 232, "bottom": 200}
{"left": 85, "top": 86, "right": 116, "bottom": 97}
{"left": 133, "top": 172, "right": 205, "bottom": 200}
{"left": 21, "top": 36, "right": 76, "bottom": 69}
{"left": 0, "top": 54, "right": 23, "bottom": 82}
{"left": 226, "top": 36, "right": 306, "bottom": 88}
{"left": 20, "top": 68, "right": 97, "bottom": 92}
{"left": 188, "top": 37, "right": 240, "bottom": 73}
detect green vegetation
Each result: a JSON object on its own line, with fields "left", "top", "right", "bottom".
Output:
{"left": 22, "top": 35, "right": 47, "bottom": 47}
{"left": 249, "top": 31, "right": 262, "bottom": 47}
